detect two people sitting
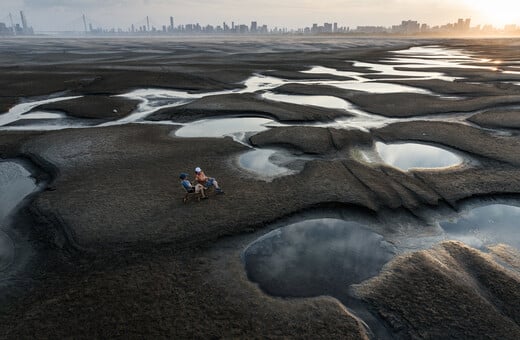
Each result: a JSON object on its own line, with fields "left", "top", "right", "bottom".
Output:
{"left": 179, "top": 166, "right": 224, "bottom": 200}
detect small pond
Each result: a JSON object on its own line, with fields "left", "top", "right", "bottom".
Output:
{"left": 375, "top": 142, "right": 463, "bottom": 171}
{"left": 243, "top": 218, "right": 395, "bottom": 299}
{"left": 238, "top": 148, "right": 298, "bottom": 180}
{"left": 174, "top": 117, "right": 281, "bottom": 143}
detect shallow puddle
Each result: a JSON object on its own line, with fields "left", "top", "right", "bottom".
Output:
{"left": 0, "top": 161, "right": 37, "bottom": 223}
{"left": 374, "top": 142, "right": 462, "bottom": 171}
{"left": 238, "top": 149, "right": 295, "bottom": 178}
{"left": 440, "top": 204, "right": 520, "bottom": 250}
{"left": 173, "top": 117, "right": 282, "bottom": 143}
{"left": 243, "top": 218, "right": 395, "bottom": 299}
{"left": 0, "top": 96, "right": 81, "bottom": 127}
{"left": 262, "top": 92, "right": 353, "bottom": 111}
{"left": 302, "top": 66, "right": 365, "bottom": 80}
{"left": 327, "top": 79, "right": 432, "bottom": 94}
{"left": 393, "top": 46, "right": 472, "bottom": 59}
{"left": 354, "top": 60, "right": 456, "bottom": 80}
{"left": 237, "top": 148, "right": 314, "bottom": 180}
{"left": 21, "top": 111, "right": 67, "bottom": 120}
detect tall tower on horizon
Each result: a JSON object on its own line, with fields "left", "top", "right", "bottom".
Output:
{"left": 82, "top": 14, "right": 88, "bottom": 34}
{"left": 9, "top": 13, "right": 15, "bottom": 35}
{"left": 20, "top": 11, "right": 28, "bottom": 32}
{"left": 170, "top": 16, "right": 174, "bottom": 31}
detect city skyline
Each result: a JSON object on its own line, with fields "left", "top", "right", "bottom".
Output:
{"left": 2, "top": 12, "right": 520, "bottom": 37}
{"left": 2, "top": 0, "right": 520, "bottom": 33}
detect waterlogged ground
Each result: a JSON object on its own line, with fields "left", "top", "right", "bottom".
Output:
{"left": 1, "top": 38, "right": 520, "bottom": 339}
{"left": 1, "top": 44, "right": 511, "bottom": 177}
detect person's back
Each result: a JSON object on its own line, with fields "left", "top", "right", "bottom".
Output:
{"left": 181, "top": 178, "right": 192, "bottom": 192}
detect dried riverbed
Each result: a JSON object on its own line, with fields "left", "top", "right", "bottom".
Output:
{"left": 1, "top": 37, "right": 520, "bottom": 339}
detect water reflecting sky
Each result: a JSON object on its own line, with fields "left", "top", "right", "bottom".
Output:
{"left": 375, "top": 141, "right": 462, "bottom": 171}
{"left": 174, "top": 117, "right": 281, "bottom": 143}
{"left": 440, "top": 204, "right": 520, "bottom": 250}
{"left": 0, "top": 161, "right": 37, "bottom": 223}
{"left": 244, "top": 218, "right": 395, "bottom": 298}
{"left": 238, "top": 148, "right": 296, "bottom": 179}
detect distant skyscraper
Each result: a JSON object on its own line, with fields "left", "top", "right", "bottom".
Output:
{"left": 20, "top": 11, "right": 28, "bottom": 32}
{"left": 170, "top": 16, "right": 174, "bottom": 31}
{"left": 9, "top": 13, "right": 15, "bottom": 35}
{"left": 324, "top": 23, "right": 333, "bottom": 33}
{"left": 251, "top": 21, "right": 257, "bottom": 33}
{"left": 82, "top": 14, "right": 87, "bottom": 34}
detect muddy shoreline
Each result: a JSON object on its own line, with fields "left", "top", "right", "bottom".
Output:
{"left": 1, "top": 37, "right": 520, "bottom": 339}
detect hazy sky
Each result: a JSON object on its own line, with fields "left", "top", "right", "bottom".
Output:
{"left": 2, "top": 0, "right": 520, "bottom": 32}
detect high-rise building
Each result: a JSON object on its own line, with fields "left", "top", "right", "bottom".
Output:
{"left": 20, "top": 11, "right": 28, "bottom": 32}
{"left": 170, "top": 16, "right": 174, "bottom": 31}
{"left": 18, "top": 11, "right": 33, "bottom": 34}
{"left": 324, "top": 23, "right": 333, "bottom": 33}
{"left": 251, "top": 21, "right": 257, "bottom": 33}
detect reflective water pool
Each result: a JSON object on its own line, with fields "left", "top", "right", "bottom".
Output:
{"left": 173, "top": 117, "right": 282, "bottom": 143}
{"left": 21, "top": 111, "right": 67, "bottom": 120}
{"left": 0, "top": 161, "right": 37, "bottom": 223}
{"left": 243, "top": 218, "right": 395, "bottom": 299}
{"left": 238, "top": 148, "right": 297, "bottom": 179}
{"left": 440, "top": 204, "right": 520, "bottom": 250}
{"left": 0, "top": 96, "right": 81, "bottom": 128}
{"left": 393, "top": 46, "right": 472, "bottom": 59}
{"left": 374, "top": 142, "right": 463, "bottom": 171}
{"left": 261, "top": 92, "right": 353, "bottom": 111}
{"left": 351, "top": 61, "right": 457, "bottom": 81}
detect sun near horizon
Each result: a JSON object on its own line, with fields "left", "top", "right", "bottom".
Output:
{"left": 464, "top": 0, "right": 520, "bottom": 27}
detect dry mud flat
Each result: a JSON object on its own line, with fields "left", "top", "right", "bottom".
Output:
{"left": 1, "top": 37, "right": 520, "bottom": 338}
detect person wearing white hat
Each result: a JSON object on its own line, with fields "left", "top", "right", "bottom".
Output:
{"left": 194, "top": 167, "right": 224, "bottom": 194}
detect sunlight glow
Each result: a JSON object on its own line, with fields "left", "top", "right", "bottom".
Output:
{"left": 464, "top": 0, "right": 520, "bottom": 26}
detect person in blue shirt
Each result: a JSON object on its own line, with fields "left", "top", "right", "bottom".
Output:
{"left": 179, "top": 173, "right": 207, "bottom": 199}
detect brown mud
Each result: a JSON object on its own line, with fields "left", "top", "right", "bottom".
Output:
{"left": 1, "top": 37, "right": 520, "bottom": 339}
